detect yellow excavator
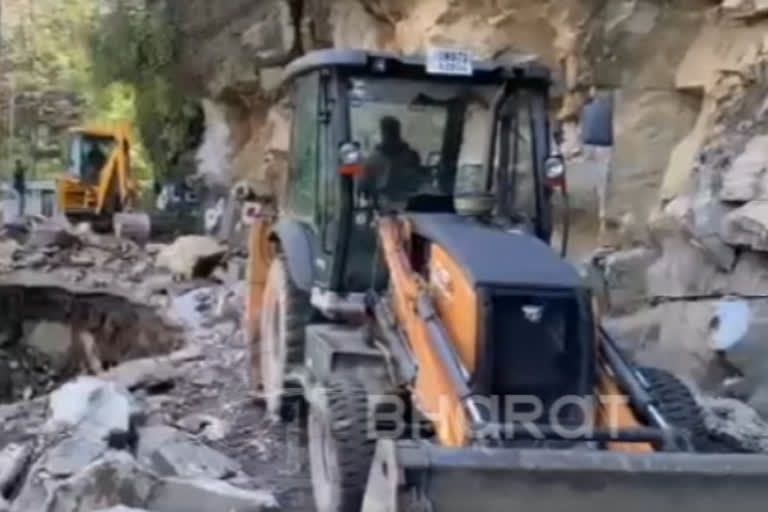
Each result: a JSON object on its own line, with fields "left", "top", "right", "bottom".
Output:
{"left": 55, "top": 121, "right": 151, "bottom": 244}
{"left": 243, "top": 49, "right": 768, "bottom": 512}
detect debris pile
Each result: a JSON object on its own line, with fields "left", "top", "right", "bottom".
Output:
{"left": 0, "top": 217, "right": 305, "bottom": 512}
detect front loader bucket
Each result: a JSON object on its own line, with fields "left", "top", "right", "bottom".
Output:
{"left": 362, "top": 440, "right": 768, "bottom": 512}
{"left": 113, "top": 212, "right": 151, "bottom": 246}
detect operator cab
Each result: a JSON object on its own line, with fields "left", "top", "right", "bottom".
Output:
{"left": 67, "top": 129, "right": 117, "bottom": 186}
{"left": 279, "top": 49, "right": 563, "bottom": 296}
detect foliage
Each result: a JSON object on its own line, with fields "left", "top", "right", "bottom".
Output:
{"left": 0, "top": 0, "right": 201, "bottom": 182}
{"left": 88, "top": 0, "right": 201, "bottom": 181}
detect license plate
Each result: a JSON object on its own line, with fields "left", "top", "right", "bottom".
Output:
{"left": 426, "top": 48, "right": 473, "bottom": 76}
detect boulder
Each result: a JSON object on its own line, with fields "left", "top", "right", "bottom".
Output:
{"left": 147, "top": 478, "right": 278, "bottom": 512}
{"left": 645, "top": 234, "right": 720, "bottom": 299}
{"left": 720, "top": 136, "right": 768, "bottom": 202}
{"left": 11, "top": 451, "right": 157, "bottom": 512}
{"left": 22, "top": 321, "right": 72, "bottom": 370}
{"left": 605, "top": 300, "right": 740, "bottom": 391}
{"left": 701, "top": 396, "right": 768, "bottom": 452}
{"left": 156, "top": 236, "right": 226, "bottom": 279}
{"left": 137, "top": 425, "right": 240, "bottom": 480}
{"left": 48, "top": 377, "right": 140, "bottom": 444}
{"left": 721, "top": 201, "right": 768, "bottom": 251}
{"left": 600, "top": 247, "right": 657, "bottom": 314}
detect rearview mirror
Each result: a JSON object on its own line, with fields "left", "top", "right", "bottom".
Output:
{"left": 581, "top": 93, "right": 614, "bottom": 147}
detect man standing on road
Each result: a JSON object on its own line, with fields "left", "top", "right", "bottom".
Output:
{"left": 12, "top": 159, "right": 26, "bottom": 217}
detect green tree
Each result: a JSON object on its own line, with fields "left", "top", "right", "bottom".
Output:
{"left": 88, "top": 0, "right": 201, "bottom": 181}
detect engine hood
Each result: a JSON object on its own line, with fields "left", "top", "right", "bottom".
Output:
{"left": 406, "top": 213, "right": 585, "bottom": 290}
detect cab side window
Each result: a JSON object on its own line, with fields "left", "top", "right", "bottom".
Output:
{"left": 288, "top": 74, "right": 320, "bottom": 219}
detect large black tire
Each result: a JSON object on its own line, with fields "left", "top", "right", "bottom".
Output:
{"left": 640, "top": 366, "right": 711, "bottom": 451}
{"left": 258, "top": 256, "right": 311, "bottom": 420}
{"left": 309, "top": 378, "right": 376, "bottom": 512}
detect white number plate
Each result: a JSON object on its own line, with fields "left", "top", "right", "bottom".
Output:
{"left": 426, "top": 48, "right": 473, "bottom": 76}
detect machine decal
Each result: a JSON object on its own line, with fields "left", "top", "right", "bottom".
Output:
{"left": 522, "top": 304, "right": 544, "bottom": 323}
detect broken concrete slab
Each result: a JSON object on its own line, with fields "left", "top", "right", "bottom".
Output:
{"left": 137, "top": 425, "right": 240, "bottom": 480}
{"left": 11, "top": 451, "right": 158, "bottom": 512}
{"left": 156, "top": 236, "right": 226, "bottom": 279}
{"left": 0, "top": 442, "right": 31, "bottom": 496}
{"left": 47, "top": 377, "right": 140, "bottom": 442}
{"left": 148, "top": 477, "right": 278, "bottom": 512}
{"left": 25, "top": 223, "right": 79, "bottom": 249}
{"left": 100, "top": 356, "right": 179, "bottom": 392}
{"left": 43, "top": 436, "right": 108, "bottom": 478}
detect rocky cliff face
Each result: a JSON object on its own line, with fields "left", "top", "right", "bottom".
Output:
{"left": 175, "top": 0, "right": 714, "bottom": 231}
{"left": 170, "top": 0, "right": 768, "bottom": 409}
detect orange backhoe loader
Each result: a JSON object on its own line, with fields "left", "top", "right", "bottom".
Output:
{"left": 56, "top": 121, "right": 150, "bottom": 244}
{"left": 243, "top": 49, "right": 768, "bottom": 512}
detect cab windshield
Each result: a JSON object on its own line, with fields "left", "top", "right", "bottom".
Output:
{"left": 347, "top": 75, "right": 543, "bottom": 223}
{"left": 69, "top": 134, "right": 115, "bottom": 185}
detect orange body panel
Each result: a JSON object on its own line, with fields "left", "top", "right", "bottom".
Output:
{"left": 245, "top": 217, "right": 277, "bottom": 342}
{"left": 378, "top": 217, "right": 471, "bottom": 447}
{"left": 57, "top": 121, "right": 140, "bottom": 216}
{"left": 429, "top": 245, "right": 481, "bottom": 373}
{"left": 597, "top": 371, "right": 653, "bottom": 452}
{"left": 378, "top": 217, "right": 656, "bottom": 451}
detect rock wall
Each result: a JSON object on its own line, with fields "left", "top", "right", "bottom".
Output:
{"left": 169, "top": 0, "right": 717, "bottom": 243}
{"left": 166, "top": 0, "right": 768, "bottom": 408}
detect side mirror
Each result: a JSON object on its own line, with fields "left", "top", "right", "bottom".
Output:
{"left": 581, "top": 93, "right": 614, "bottom": 147}
{"left": 338, "top": 141, "right": 364, "bottom": 177}
{"left": 426, "top": 151, "right": 442, "bottom": 168}
{"left": 545, "top": 154, "right": 566, "bottom": 189}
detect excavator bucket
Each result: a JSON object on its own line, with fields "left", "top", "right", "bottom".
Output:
{"left": 362, "top": 440, "right": 768, "bottom": 512}
{"left": 113, "top": 212, "right": 151, "bottom": 246}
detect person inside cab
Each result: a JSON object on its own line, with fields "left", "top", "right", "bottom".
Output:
{"left": 83, "top": 142, "right": 107, "bottom": 184}
{"left": 360, "top": 116, "right": 423, "bottom": 204}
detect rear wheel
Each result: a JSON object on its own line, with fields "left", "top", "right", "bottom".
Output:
{"left": 309, "top": 378, "right": 376, "bottom": 512}
{"left": 258, "top": 256, "right": 310, "bottom": 420}
{"left": 640, "top": 366, "right": 711, "bottom": 451}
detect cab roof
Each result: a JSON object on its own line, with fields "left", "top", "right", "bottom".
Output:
{"left": 281, "top": 49, "right": 551, "bottom": 87}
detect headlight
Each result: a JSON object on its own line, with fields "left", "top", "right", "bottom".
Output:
{"left": 545, "top": 155, "right": 565, "bottom": 180}
{"left": 339, "top": 142, "right": 362, "bottom": 165}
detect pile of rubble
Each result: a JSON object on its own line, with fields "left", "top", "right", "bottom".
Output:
{"left": 0, "top": 372, "right": 279, "bottom": 512}
{"left": 0, "top": 217, "right": 307, "bottom": 512}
